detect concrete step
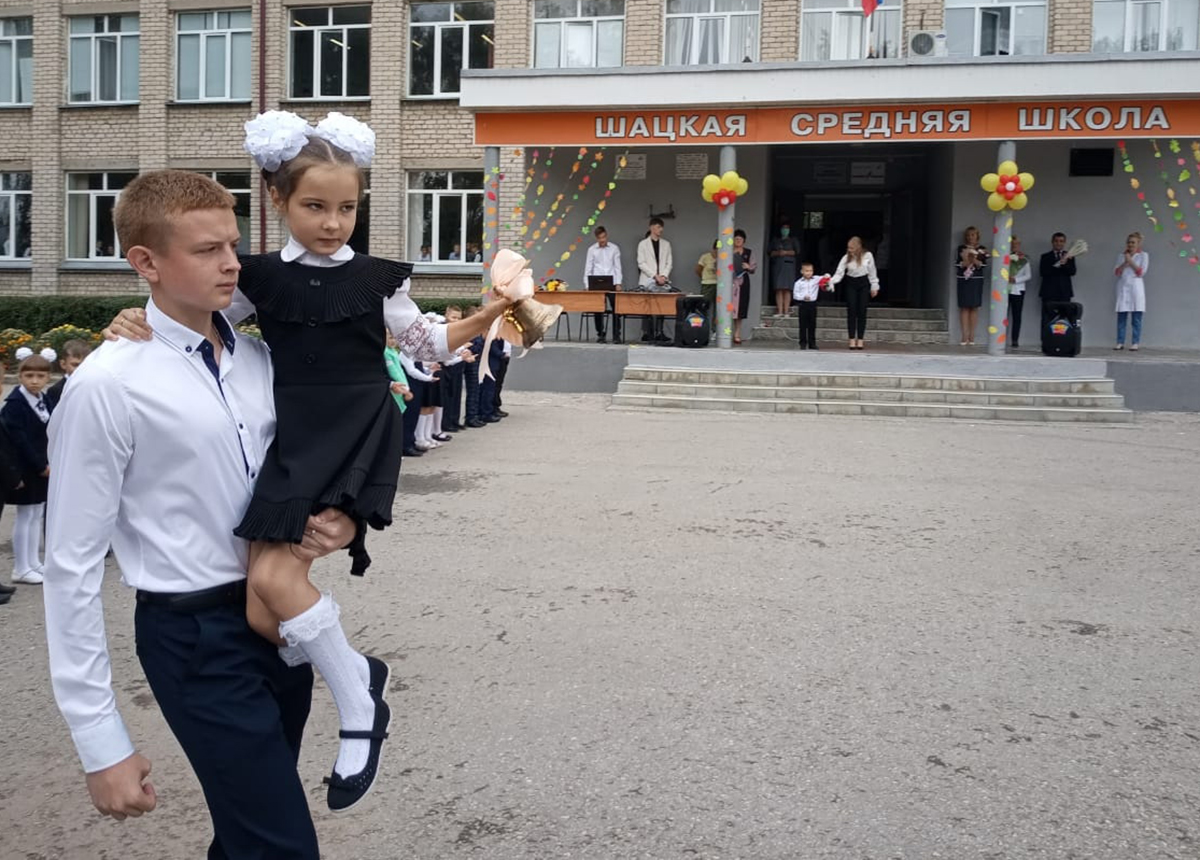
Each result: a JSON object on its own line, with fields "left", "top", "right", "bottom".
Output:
{"left": 623, "top": 367, "right": 1117, "bottom": 395}
{"left": 611, "top": 391, "right": 1132, "bottom": 423}
{"left": 759, "top": 306, "right": 948, "bottom": 322}
{"left": 616, "top": 380, "right": 1125, "bottom": 409}
{"left": 752, "top": 327, "right": 951, "bottom": 344}
{"left": 757, "top": 317, "right": 949, "bottom": 332}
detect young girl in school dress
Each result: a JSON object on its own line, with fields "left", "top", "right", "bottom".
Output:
{"left": 1, "top": 347, "right": 56, "bottom": 585}
{"left": 109, "top": 111, "right": 519, "bottom": 812}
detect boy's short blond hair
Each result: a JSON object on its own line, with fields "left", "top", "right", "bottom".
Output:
{"left": 114, "top": 170, "right": 236, "bottom": 253}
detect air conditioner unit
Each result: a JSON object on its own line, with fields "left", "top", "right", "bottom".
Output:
{"left": 908, "top": 30, "right": 948, "bottom": 57}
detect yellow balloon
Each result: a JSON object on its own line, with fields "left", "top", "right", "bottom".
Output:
{"left": 702, "top": 174, "right": 722, "bottom": 193}
{"left": 721, "top": 170, "right": 740, "bottom": 187}
{"left": 987, "top": 192, "right": 1007, "bottom": 212}
{"left": 1009, "top": 193, "right": 1028, "bottom": 210}
{"left": 998, "top": 160, "right": 1018, "bottom": 176}
{"left": 701, "top": 189, "right": 714, "bottom": 202}
{"left": 1018, "top": 172, "right": 1035, "bottom": 190}
{"left": 736, "top": 178, "right": 749, "bottom": 195}
{"left": 980, "top": 173, "right": 1000, "bottom": 192}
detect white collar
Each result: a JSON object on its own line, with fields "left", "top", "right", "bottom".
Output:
{"left": 19, "top": 385, "right": 49, "bottom": 420}
{"left": 280, "top": 236, "right": 355, "bottom": 266}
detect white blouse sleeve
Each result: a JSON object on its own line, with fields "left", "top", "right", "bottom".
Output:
{"left": 829, "top": 255, "right": 849, "bottom": 285}
{"left": 382, "top": 278, "right": 453, "bottom": 362}
{"left": 864, "top": 252, "right": 880, "bottom": 290}
{"left": 397, "top": 350, "right": 436, "bottom": 382}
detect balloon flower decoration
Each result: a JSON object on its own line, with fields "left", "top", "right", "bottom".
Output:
{"left": 701, "top": 171, "right": 749, "bottom": 210}
{"left": 980, "top": 160, "right": 1035, "bottom": 211}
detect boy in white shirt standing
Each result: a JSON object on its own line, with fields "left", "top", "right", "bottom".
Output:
{"left": 792, "top": 262, "right": 822, "bottom": 350}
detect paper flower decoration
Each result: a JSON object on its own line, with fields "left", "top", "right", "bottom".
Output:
{"left": 980, "top": 160, "right": 1035, "bottom": 212}
{"left": 701, "top": 171, "right": 749, "bottom": 210}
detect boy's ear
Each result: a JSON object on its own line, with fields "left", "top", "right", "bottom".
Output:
{"left": 125, "top": 245, "right": 160, "bottom": 284}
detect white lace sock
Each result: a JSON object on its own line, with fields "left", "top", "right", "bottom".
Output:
{"left": 277, "top": 644, "right": 309, "bottom": 667}
{"left": 279, "top": 594, "right": 375, "bottom": 778}
{"left": 12, "top": 504, "right": 43, "bottom": 574}
{"left": 415, "top": 414, "right": 429, "bottom": 444}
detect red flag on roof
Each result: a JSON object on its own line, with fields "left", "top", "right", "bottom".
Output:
{"left": 862, "top": 0, "right": 879, "bottom": 16}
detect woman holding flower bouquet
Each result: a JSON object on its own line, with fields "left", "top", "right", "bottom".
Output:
{"left": 1006, "top": 236, "right": 1032, "bottom": 349}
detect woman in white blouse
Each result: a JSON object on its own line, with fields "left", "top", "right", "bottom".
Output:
{"left": 1113, "top": 232, "right": 1149, "bottom": 350}
{"left": 828, "top": 236, "right": 880, "bottom": 350}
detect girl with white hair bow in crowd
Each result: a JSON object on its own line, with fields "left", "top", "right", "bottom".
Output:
{"left": 1, "top": 346, "right": 58, "bottom": 587}
{"left": 105, "top": 110, "right": 526, "bottom": 812}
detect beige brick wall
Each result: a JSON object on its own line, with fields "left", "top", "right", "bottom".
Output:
{"left": 60, "top": 108, "right": 142, "bottom": 160}
{"left": 625, "top": 0, "right": 663, "bottom": 65}
{"left": 0, "top": 271, "right": 34, "bottom": 294}
{"left": 902, "top": 0, "right": 945, "bottom": 52}
{"left": 761, "top": 0, "right": 800, "bottom": 62}
{"left": 493, "top": 0, "right": 529, "bottom": 68}
{"left": 168, "top": 105, "right": 253, "bottom": 158}
{"left": 409, "top": 275, "right": 483, "bottom": 299}
{"left": 58, "top": 271, "right": 144, "bottom": 293}
{"left": 1049, "top": 0, "right": 1092, "bottom": 53}
{"left": 400, "top": 100, "right": 478, "bottom": 161}
{"left": 0, "top": 113, "right": 33, "bottom": 160}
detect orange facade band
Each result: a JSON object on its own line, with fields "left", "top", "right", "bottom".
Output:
{"left": 475, "top": 100, "right": 1200, "bottom": 146}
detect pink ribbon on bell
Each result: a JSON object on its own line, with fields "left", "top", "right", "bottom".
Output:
{"left": 481, "top": 249, "right": 537, "bottom": 381}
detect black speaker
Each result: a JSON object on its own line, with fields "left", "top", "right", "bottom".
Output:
{"left": 1042, "top": 301, "right": 1083, "bottom": 357}
{"left": 675, "top": 295, "right": 710, "bottom": 347}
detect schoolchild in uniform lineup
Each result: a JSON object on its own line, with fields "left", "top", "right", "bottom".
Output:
{"left": 103, "top": 110, "right": 522, "bottom": 818}
{"left": 2, "top": 347, "right": 56, "bottom": 585}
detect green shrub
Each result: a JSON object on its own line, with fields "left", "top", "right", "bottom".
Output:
{"left": 0, "top": 295, "right": 481, "bottom": 336}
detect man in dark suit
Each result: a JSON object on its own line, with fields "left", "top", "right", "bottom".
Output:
{"left": 1039, "top": 231, "right": 1077, "bottom": 326}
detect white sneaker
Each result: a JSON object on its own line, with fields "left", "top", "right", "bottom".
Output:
{"left": 12, "top": 569, "right": 44, "bottom": 585}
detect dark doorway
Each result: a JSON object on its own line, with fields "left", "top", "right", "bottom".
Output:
{"left": 768, "top": 146, "right": 933, "bottom": 306}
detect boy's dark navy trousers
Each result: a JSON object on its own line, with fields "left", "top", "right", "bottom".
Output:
{"left": 135, "top": 599, "right": 319, "bottom": 860}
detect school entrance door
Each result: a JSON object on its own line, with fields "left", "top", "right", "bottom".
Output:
{"left": 768, "top": 146, "right": 934, "bottom": 307}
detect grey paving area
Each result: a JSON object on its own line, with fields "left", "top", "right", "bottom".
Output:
{"left": 2, "top": 394, "right": 1199, "bottom": 860}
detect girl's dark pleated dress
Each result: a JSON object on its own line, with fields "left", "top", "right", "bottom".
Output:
{"left": 232, "top": 252, "right": 413, "bottom": 575}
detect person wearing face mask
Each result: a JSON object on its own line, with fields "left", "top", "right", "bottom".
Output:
{"left": 768, "top": 221, "right": 803, "bottom": 319}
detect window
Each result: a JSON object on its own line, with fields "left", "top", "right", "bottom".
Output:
{"left": 945, "top": 0, "right": 1045, "bottom": 56}
{"left": 533, "top": 0, "right": 624, "bottom": 68}
{"left": 0, "top": 173, "right": 31, "bottom": 259}
{"left": 68, "top": 15, "right": 140, "bottom": 103}
{"left": 66, "top": 172, "right": 136, "bottom": 260}
{"left": 194, "top": 171, "right": 252, "bottom": 252}
{"left": 800, "top": 0, "right": 900, "bottom": 59}
{"left": 664, "top": 0, "right": 760, "bottom": 65}
{"left": 0, "top": 18, "right": 33, "bottom": 106}
{"left": 1093, "top": 0, "right": 1199, "bottom": 51}
{"left": 406, "top": 171, "right": 483, "bottom": 263}
{"left": 177, "top": 10, "right": 251, "bottom": 101}
{"left": 409, "top": 2, "right": 494, "bottom": 97}
{"left": 289, "top": 5, "right": 370, "bottom": 99}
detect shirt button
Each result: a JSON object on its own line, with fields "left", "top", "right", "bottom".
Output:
{"left": 238, "top": 423, "right": 244, "bottom": 430}
{"left": 185, "top": 346, "right": 193, "bottom": 353}
{"left": 305, "top": 354, "right": 316, "bottom": 364}
{"left": 309, "top": 279, "right": 321, "bottom": 287}
{"left": 307, "top": 317, "right": 318, "bottom": 327}
{"left": 250, "top": 471, "right": 256, "bottom": 479}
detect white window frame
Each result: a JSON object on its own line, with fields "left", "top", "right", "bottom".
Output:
{"left": 175, "top": 10, "right": 252, "bottom": 102}
{"left": 799, "top": 0, "right": 901, "bottom": 59}
{"left": 406, "top": 170, "right": 484, "bottom": 264}
{"left": 195, "top": 170, "right": 253, "bottom": 253}
{"left": 0, "top": 172, "right": 32, "bottom": 260}
{"left": 532, "top": 0, "right": 625, "bottom": 68}
{"left": 945, "top": 0, "right": 1047, "bottom": 56}
{"left": 1092, "top": 0, "right": 1200, "bottom": 51}
{"left": 65, "top": 172, "right": 136, "bottom": 261}
{"left": 67, "top": 14, "right": 140, "bottom": 104}
{"left": 287, "top": 5, "right": 371, "bottom": 100}
{"left": 0, "top": 18, "right": 33, "bottom": 106}
{"left": 407, "top": 2, "right": 496, "bottom": 98}
{"left": 663, "top": 0, "right": 761, "bottom": 66}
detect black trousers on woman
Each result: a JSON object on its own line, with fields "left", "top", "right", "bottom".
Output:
{"left": 1008, "top": 293, "right": 1025, "bottom": 347}
{"left": 844, "top": 276, "right": 871, "bottom": 339}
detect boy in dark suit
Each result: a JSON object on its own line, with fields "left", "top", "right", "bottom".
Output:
{"left": 44, "top": 339, "right": 93, "bottom": 412}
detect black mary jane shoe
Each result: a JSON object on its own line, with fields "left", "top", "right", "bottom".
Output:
{"left": 365, "top": 655, "right": 391, "bottom": 699}
{"left": 403, "top": 447, "right": 424, "bottom": 457}
{"left": 431, "top": 433, "right": 452, "bottom": 442}
{"left": 324, "top": 697, "right": 392, "bottom": 813}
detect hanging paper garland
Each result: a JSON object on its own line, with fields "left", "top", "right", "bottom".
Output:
{"left": 979, "top": 160, "right": 1034, "bottom": 211}
{"left": 1128, "top": 139, "right": 1200, "bottom": 271}
{"left": 544, "top": 152, "right": 629, "bottom": 280}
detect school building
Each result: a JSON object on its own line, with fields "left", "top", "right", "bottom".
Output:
{"left": 1, "top": 0, "right": 1198, "bottom": 347}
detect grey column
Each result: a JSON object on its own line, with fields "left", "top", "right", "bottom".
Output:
{"left": 988, "top": 140, "right": 1016, "bottom": 357}
{"left": 483, "top": 145, "right": 500, "bottom": 292}
{"left": 715, "top": 145, "right": 736, "bottom": 349}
